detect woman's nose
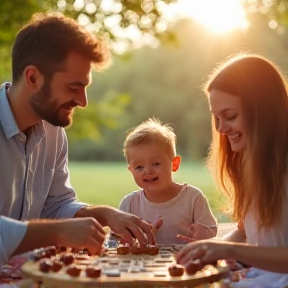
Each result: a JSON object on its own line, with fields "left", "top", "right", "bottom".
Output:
{"left": 217, "top": 120, "right": 230, "bottom": 134}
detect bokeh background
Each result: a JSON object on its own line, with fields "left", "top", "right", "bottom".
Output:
{"left": 2, "top": 0, "right": 288, "bottom": 222}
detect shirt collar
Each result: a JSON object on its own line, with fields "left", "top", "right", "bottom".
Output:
{"left": 0, "top": 82, "right": 21, "bottom": 139}
{"left": 0, "top": 82, "right": 46, "bottom": 139}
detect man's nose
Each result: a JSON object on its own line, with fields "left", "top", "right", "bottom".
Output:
{"left": 76, "top": 91, "right": 88, "bottom": 108}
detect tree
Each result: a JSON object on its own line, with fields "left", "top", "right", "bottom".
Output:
{"left": 1, "top": 0, "right": 288, "bottom": 74}
{"left": 245, "top": 0, "right": 288, "bottom": 29}
{"left": 2, "top": 0, "right": 288, "bottom": 159}
{"left": 0, "top": 0, "right": 177, "bottom": 141}
{"left": 80, "top": 14, "right": 288, "bottom": 161}
{"left": 0, "top": 0, "right": 177, "bottom": 79}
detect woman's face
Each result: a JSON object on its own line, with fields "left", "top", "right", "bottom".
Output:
{"left": 209, "top": 89, "right": 247, "bottom": 152}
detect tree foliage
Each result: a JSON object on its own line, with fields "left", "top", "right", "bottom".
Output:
{"left": 0, "top": 0, "right": 177, "bottom": 142}
{"left": 1, "top": 0, "right": 288, "bottom": 161}
{"left": 0, "top": 0, "right": 177, "bottom": 69}
{"left": 77, "top": 14, "right": 288, "bottom": 161}
{"left": 245, "top": 0, "right": 288, "bottom": 28}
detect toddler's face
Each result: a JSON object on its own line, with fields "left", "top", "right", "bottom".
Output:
{"left": 127, "top": 142, "right": 174, "bottom": 193}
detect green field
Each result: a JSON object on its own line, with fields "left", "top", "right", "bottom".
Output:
{"left": 68, "top": 161, "right": 231, "bottom": 223}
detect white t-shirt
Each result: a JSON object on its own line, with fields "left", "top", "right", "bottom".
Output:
{"left": 118, "top": 183, "right": 217, "bottom": 244}
{"left": 235, "top": 173, "right": 288, "bottom": 287}
{"left": 244, "top": 173, "right": 288, "bottom": 246}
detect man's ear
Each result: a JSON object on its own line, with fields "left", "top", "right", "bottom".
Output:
{"left": 24, "top": 65, "right": 44, "bottom": 91}
{"left": 172, "top": 155, "right": 181, "bottom": 172}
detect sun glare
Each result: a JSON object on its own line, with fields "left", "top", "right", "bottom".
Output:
{"left": 168, "top": 0, "right": 248, "bottom": 34}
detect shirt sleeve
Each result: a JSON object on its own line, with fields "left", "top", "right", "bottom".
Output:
{"left": 118, "top": 196, "right": 130, "bottom": 212}
{"left": 0, "top": 216, "right": 27, "bottom": 266}
{"left": 193, "top": 192, "right": 218, "bottom": 227}
{"left": 40, "top": 127, "right": 89, "bottom": 219}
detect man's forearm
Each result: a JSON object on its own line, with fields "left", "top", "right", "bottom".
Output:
{"left": 74, "top": 205, "right": 116, "bottom": 227}
{"left": 13, "top": 220, "right": 60, "bottom": 256}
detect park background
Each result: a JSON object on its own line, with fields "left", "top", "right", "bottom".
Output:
{"left": 1, "top": 0, "right": 288, "bottom": 223}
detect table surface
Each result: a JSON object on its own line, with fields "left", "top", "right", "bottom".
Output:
{"left": 1, "top": 223, "right": 237, "bottom": 288}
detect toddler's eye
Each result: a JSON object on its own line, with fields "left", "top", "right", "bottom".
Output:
{"left": 153, "top": 163, "right": 160, "bottom": 167}
{"left": 136, "top": 166, "right": 144, "bottom": 171}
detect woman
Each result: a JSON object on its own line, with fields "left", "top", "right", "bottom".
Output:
{"left": 176, "top": 54, "right": 288, "bottom": 286}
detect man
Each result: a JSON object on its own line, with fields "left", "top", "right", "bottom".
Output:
{"left": 0, "top": 12, "right": 154, "bottom": 266}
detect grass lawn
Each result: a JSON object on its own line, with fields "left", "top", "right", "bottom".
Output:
{"left": 68, "top": 161, "right": 232, "bottom": 223}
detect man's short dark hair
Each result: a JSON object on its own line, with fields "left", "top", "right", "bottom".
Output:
{"left": 12, "top": 12, "right": 110, "bottom": 82}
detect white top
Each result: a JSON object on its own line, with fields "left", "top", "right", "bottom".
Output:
{"left": 244, "top": 173, "right": 288, "bottom": 246}
{"left": 237, "top": 173, "right": 288, "bottom": 286}
{"left": 118, "top": 183, "right": 217, "bottom": 244}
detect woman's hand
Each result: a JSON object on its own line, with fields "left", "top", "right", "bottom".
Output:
{"left": 176, "top": 240, "right": 234, "bottom": 266}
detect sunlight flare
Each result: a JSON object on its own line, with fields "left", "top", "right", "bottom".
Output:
{"left": 168, "top": 0, "right": 248, "bottom": 34}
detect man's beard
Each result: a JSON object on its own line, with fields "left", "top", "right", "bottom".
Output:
{"left": 30, "top": 82, "right": 78, "bottom": 127}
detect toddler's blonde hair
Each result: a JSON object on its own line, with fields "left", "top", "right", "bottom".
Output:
{"left": 123, "top": 117, "right": 177, "bottom": 161}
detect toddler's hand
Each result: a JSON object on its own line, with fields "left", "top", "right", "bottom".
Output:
{"left": 151, "top": 217, "right": 163, "bottom": 234}
{"left": 190, "top": 223, "right": 217, "bottom": 240}
{"left": 176, "top": 234, "right": 195, "bottom": 243}
{"left": 177, "top": 223, "right": 217, "bottom": 243}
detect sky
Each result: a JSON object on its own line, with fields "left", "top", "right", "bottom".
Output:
{"left": 74, "top": 0, "right": 249, "bottom": 53}
{"left": 165, "top": 0, "right": 248, "bottom": 34}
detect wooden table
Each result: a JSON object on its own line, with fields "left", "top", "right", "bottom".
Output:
{"left": 3, "top": 223, "right": 238, "bottom": 288}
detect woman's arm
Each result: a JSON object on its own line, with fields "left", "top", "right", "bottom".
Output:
{"left": 230, "top": 244, "right": 288, "bottom": 273}
{"left": 176, "top": 240, "right": 288, "bottom": 273}
{"left": 221, "top": 228, "right": 246, "bottom": 242}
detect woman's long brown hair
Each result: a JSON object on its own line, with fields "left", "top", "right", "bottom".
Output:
{"left": 204, "top": 54, "right": 288, "bottom": 227}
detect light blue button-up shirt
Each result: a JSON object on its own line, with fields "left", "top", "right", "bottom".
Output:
{"left": 0, "top": 83, "right": 88, "bottom": 263}
{"left": 0, "top": 216, "right": 27, "bottom": 266}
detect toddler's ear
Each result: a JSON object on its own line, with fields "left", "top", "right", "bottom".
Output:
{"left": 172, "top": 156, "right": 181, "bottom": 172}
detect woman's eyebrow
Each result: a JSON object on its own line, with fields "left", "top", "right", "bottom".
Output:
{"left": 210, "top": 108, "right": 235, "bottom": 115}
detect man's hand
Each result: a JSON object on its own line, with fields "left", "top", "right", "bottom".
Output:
{"left": 106, "top": 209, "right": 155, "bottom": 246}
{"left": 177, "top": 223, "right": 217, "bottom": 243}
{"left": 75, "top": 206, "right": 155, "bottom": 246}
{"left": 55, "top": 218, "right": 105, "bottom": 254}
{"left": 13, "top": 218, "right": 105, "bottom": 256}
